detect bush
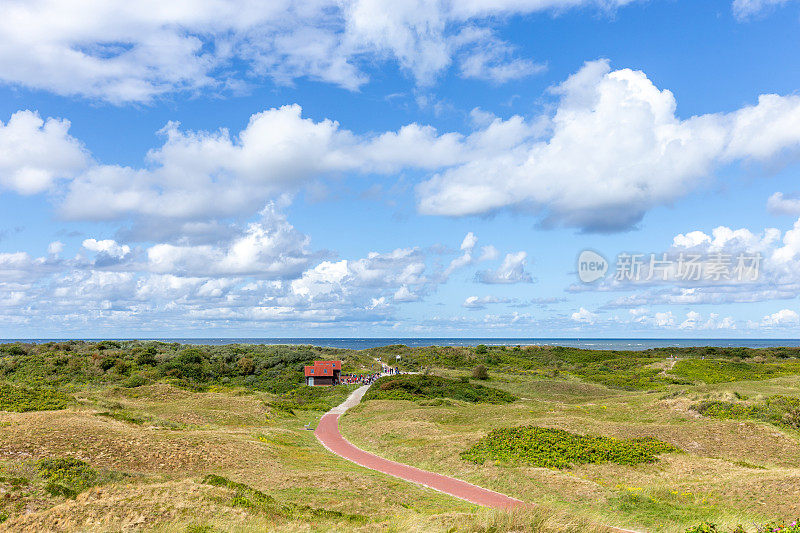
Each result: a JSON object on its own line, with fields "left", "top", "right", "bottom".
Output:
{"left": 461, "top": 426, "right": 679, "bottom": 468}
{"left": 685, "top": 522, "right": 794, "bottom": 533}
{"left": 135, "top": 347, "right": 158, "bottom": 366}
{"left": 236, "top": 357, "right": 255, "bottom": 375}
{"left": 0, "top": 383, "right": 70, "bottom": 412}
{"left": 123, "top": 373, "right": 149, "bottom": 388}
{"left": 692, "top": 395, "right": 800, "bottom": 429}
{"left": 36, "top": 457, "right": 98, "bottom": 498}
{"left": 201, "top": 474, "right": 366, "bottom": 523}
{"left": 472, "top": 364, "right": 489, "bottom": 380}
{"left": 475, "top": 344, "right": 488, "bottom": 355}
{"left": 0, "top": 344, "right": 26, "bottom": 356}
{"left": 363, "top": 374, "right": 516, "bottom": 404}
{"left": 684, "top": 523, "right": 718, "bottom": 533}
{"left": 672, "top": 359, "right": 792, "bottom": 383}
{"left": 163, "top": 348, "right": 209, "bottom": 381}
{"left": 268, "top": 385, "right": 356, "bottom": 413}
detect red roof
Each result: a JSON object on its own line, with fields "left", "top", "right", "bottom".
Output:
{"left": 304, "top": 360, "right": 341, "bottom": 377}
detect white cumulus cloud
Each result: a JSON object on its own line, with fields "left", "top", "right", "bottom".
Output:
{"left": 0, "top": 0, "right": 635, "bottom": 103}
{"left": 417, "top": 60, "right": 800, "bottom": 231}
{"left": 82, "top": 239, "right": 131, "bottom": 259}
{"left": 0, "top": 111, "right": 87, "bottom": 195}
{"left": 476, "top": 251, "right": 533, "bottom": 284}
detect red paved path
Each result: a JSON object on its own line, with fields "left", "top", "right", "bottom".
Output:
{"left": 315, "top": 412, "right": 525, "bottom": 509}
{"left": 315, "top": 384, "right": 640, "bottom": 533}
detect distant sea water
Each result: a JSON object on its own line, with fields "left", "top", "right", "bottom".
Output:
{"left": 4, "top": 338, "right": 800, "bottom": 351}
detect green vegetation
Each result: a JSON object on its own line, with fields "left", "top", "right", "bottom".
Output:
{"left": 4, "top": 340, "right": 800, "bottom": 531}
{"left": 685, "top": 521, "right": 799, "bottom": 533}
{"left": 0, "top": 383, "right": 70, "bottom": 412}
{"left": 472, "top": 364, "right": 489, "bottom": 380}
{"left": 95, "top": 409, "right": 186, "bottom": 429}
{"left": 201, "top": 474, "right": 367, "bottom": 523}
{"left": 36, "top": 458, "right": 100, "bottom": 498}
{"left": 692, "top": 395, "right": 800, "bottom": 430}
{"left": 363, "top": 374, "right": 517, "bottom": 404}
{"left": 0, "top": 341, "right": 377, "bottom": 394}
{"left": 266, "top": 384, "right": 358, "bottom": 414}
{"left": 571, "top": 356, "right": 690, "bottom": 390}
{"left": 672, "top": 359, "right": 800, "bottom": 384}
{"left": 461, "top": 426, "right": 680, "bottom": 468}
{"left": 374, "top": 344, "right": 800, "bottom": 390}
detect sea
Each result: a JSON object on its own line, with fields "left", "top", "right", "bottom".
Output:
{"left": 3, "top": 338, "right": 800, "bottom": 351}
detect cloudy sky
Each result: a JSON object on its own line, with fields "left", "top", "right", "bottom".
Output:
{"left": 2, "top": 0, "right": 800, "bottom": 338}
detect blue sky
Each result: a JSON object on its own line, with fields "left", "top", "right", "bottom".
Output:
{"left": 2, "top": 0, "right": 800, "bottom": 338}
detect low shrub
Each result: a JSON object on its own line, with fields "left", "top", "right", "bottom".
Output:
{"left": 201, "top": 474, "right": 366, "bottom": 523}
{"left": 122, "top": 373, "right": 149, "bottom": 388}
{"left": 363, "top": 375, "right": 516, "bottom": 404}
{"left": 0, "top": 383, "right": 70, "bottom": 412}
{"left": 759, "top": 521, "right": 800, "bottom": 532}
{"left": 461, "top": 426, "right": 679, "bottom": 468}
{"left": 265, "top": 385, "right": 356, "bottom": 415}
{"left": 95, "top": 410, "right": 185, "bottom": 429}
{"left": 0, "top": 475, "right": 29, "bottom": 489}
{"left": 472, "top": 364, "right": 489, "bottom": 380}
{"left": 685, "top": 521, "right": 797, "bottom": 533}
{"left": 692, "top": 395, "right": 800, "bottom": 430}
{"left": 672, "top": 359, "right": 799, "bottom": 384}
{"left": 96, "top": 410, "right": 148, "bottom": 425}
{"left": 203, "top": 473, "right": 278, "bottom": 513}
{"left": 572, "top": 357, "right": 690, "bottom": 390}
{"left": 684, "top": 523, "right": 721, "bottom": 533}
{"left": 36, "top": 457, "right": 98, "bottom": 498}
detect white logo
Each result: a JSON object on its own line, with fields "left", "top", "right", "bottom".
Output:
{"left": 578, "top": 250, "right": 608, "bottom": 283}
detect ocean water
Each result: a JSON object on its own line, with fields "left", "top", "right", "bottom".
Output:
{"left": 4, "top": 338, "right": 800, "bottom": 351}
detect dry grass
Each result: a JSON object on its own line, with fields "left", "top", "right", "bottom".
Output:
{"left": 0, "top": 383, "right": 506, "bottom": 532}
{"left": 340, "top": 374, "right": 800, "bottom": 532}
{"left": 3, "top": 370, "right": 799, "bottom": 532}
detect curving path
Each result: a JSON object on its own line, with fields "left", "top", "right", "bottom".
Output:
{"left": 314, "top": 384, "right": 525, "bottom": 509}
{"left": 315, "top": 384, "right": 642, "bottom": 533}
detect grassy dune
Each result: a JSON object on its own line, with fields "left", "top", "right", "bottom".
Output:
{"left": 341, "top": 370, "right": 800, "bottom": 532}
{"left": 2, "top": 341, "right": 800, "bottom": 531}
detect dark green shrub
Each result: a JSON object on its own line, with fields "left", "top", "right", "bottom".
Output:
{"left": 123, "top": 373, "right": 148, "bottom": 388}
{"left": 0, "top": 344, "right": 26, "bottom": 356}
{"left": 114, "top": 359, "right": 131, "bottom": 375}
{"left": 461, "top": 426, "right": 679, "bottom": 468}
{"left": 135, "top": 347, "right": 158, "bottom": 366}
{"left": 96, "top": 341, "right": 120, "bottom": 350}
{"left": 162, "top": 348, "right": 209, "bottom": 381}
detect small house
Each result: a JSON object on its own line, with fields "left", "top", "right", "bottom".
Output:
{"left": 304, "top": 360, "right": 341, "bottom": 386}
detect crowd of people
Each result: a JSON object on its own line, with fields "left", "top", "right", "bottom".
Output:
{"left": 339, "top": 365, "right": 400, "bottom": 385}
